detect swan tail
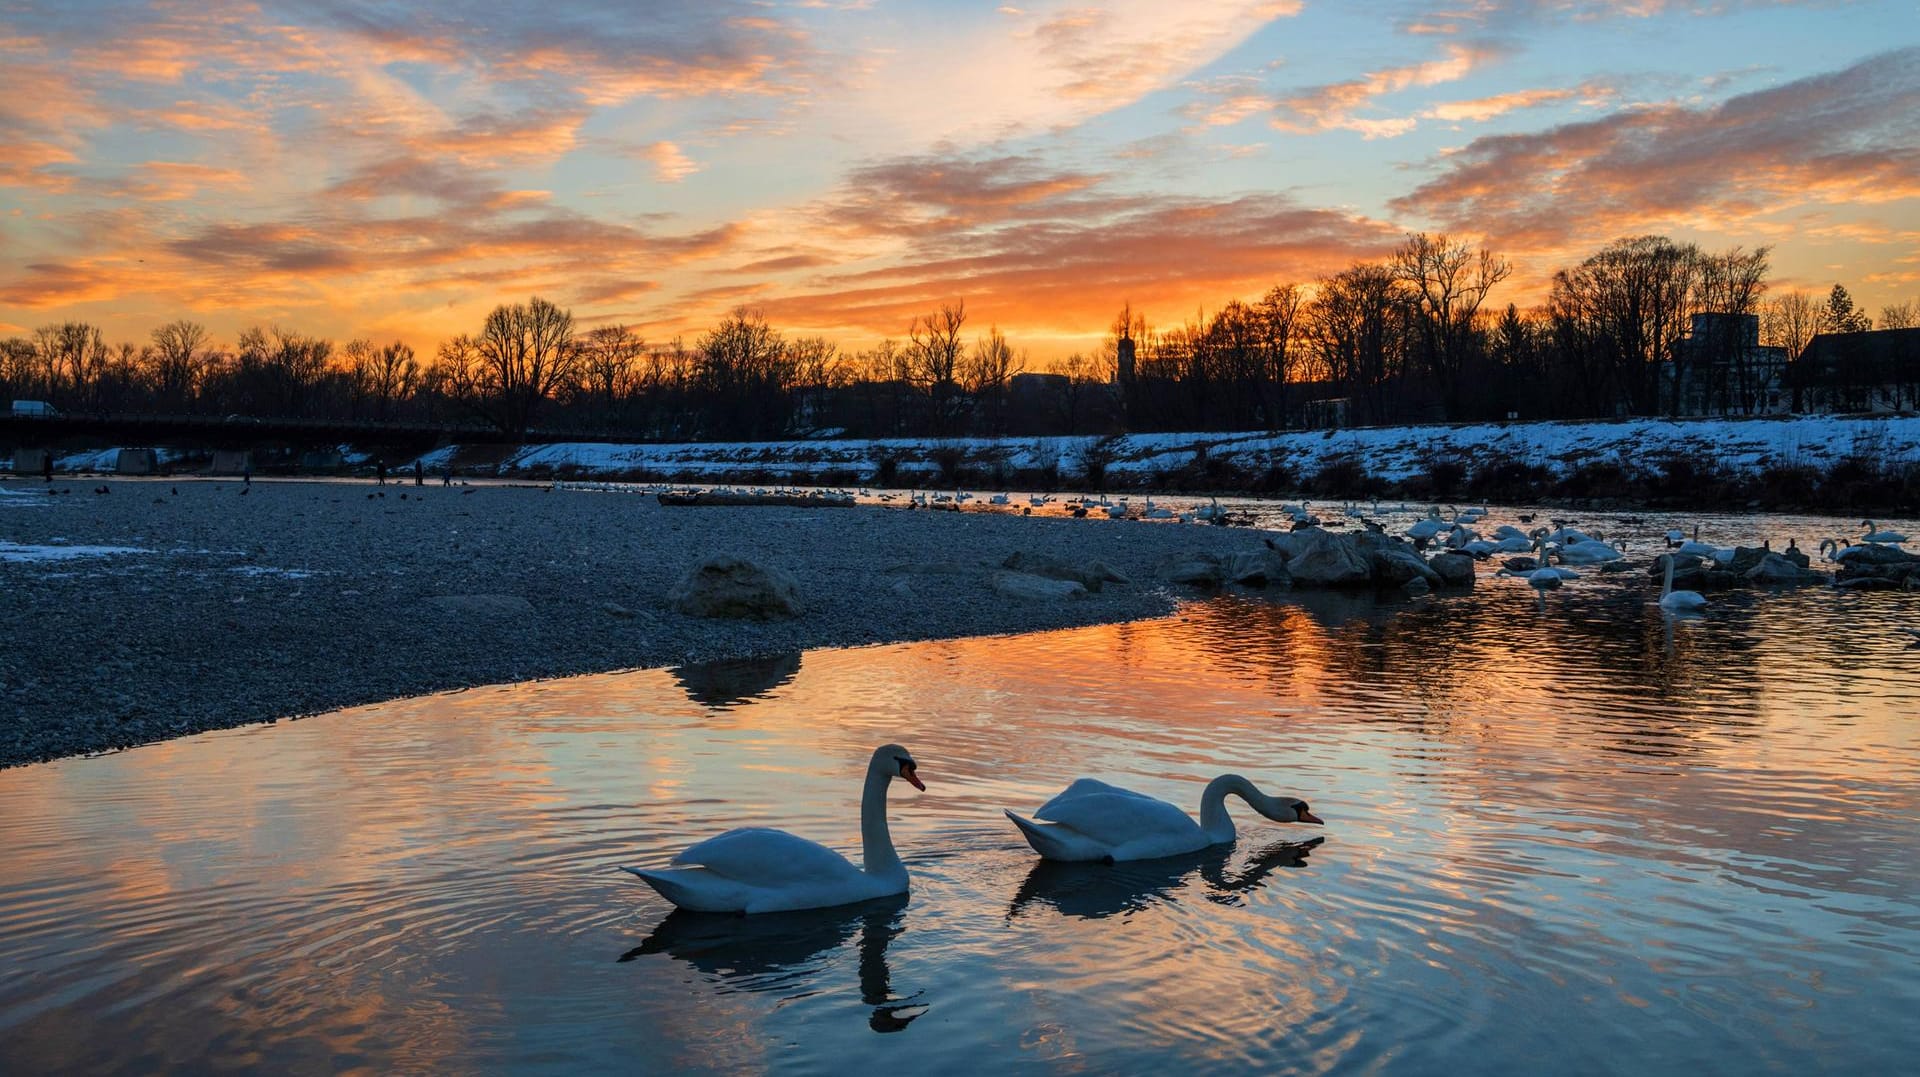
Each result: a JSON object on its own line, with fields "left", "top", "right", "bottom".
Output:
{"left": 1005, "top": 809, "right": 1102, "bottom": 862}
{"left": 621, "top": 865, "right": 743, "bottom": 914}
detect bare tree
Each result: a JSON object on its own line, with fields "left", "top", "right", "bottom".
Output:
{"left": 788, "top": 336, "right": 847, "bottom": 390}
{"left": 1306, "top": 263, "right": 1409, "bottom": 425}
{"left": 577, "top": 324, "right": 643, "bottom": 424}
{"left": 1548, "top": 236, "right": 1698, "bottom": 416}
{"left": 1391, "top": 232, "right": 1511, "bottom": 418}
{"left": 371, "top": 342, "right": 418, "bottom": 421}
{"left": 147, "top": 320, "right": 209, "bottom": 410}
{"left": 1762, "top": 291, "right": 1824, "bottom": 358}
{"left": 1255, "top": 283, "right": 1302, "bottom": 428}
{"left": 33, "top": 322, "right": 109, "bottom": 409}
{"left": 1879, "top": 299, "right": 1917, "bottom": 330}
{"left": 472, "top": 296, "right": 578, "bottom": 436}
{"left": 696, "top": 307, "right": 794, "bottom": 438}
{"left": 906, "top": 300, "right": 967, "bottom": 434}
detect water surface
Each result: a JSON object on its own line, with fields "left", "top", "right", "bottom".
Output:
{"left": 2, "top": 580, "right": 1917, "bottom": 1074}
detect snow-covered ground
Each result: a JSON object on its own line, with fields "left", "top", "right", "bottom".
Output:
{"left": 420, "top": 415, "right": 1920, "bottom": 485}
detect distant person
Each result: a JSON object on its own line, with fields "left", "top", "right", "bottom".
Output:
{"left": 376, "top": 459, "right": 386, "bottom": 486}
{"left": 443, "top": 463, "right": 452, "bottom": 487}
{"left": 414, "top": 459, "right": 423, "bottom": 486}
{"left": 42, "top": 453, "right": 53, "bottom": 483}
{"left": 243, "top": 457, "right": 252, "bottom": 487}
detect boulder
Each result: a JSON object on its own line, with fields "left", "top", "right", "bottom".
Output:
{"left": 1221, "top": 548, "right": 1292, "bottom": 589}
{"left": 1744, "top": 553, "right": 1826, "bottom": 586}
{"left": 1401, "top": 576, "right": 1432, "bottom": 597}
{"left": 1157, "top": 552, "right": 1224, "bottom": 587}
{"left": 1725, "top": 546, "right": 1769, "bottom": 573}
{"left": 1283, "top": 527, "right": 1373, "bottom": 589}
{"left": 670, "top": 556, "right": 803, "bottom": 619}
{"left": 1428, "top": 552, "right": 1476, "bottom": 588}
{"left": 1833, "top": 543, "right": 1919, "bottom": 568}
{"left": 991, "top": 570, "right": 1087, "bottom": 601}
{"left": 1368, "top": 544, "right": 1441, "bottom": 588}
{"left": 1001, "top": 551, "right": 1129, "bottom": 592}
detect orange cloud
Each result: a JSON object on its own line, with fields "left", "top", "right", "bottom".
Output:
{"left": 1391, "top": 48, "right": 1920, "bottom": 251}
{"left": 1272, "top": 43, "right": 1507, "bottom": 138}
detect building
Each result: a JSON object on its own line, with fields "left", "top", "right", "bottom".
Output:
{"left": 1787, "top": 327, "right": 1920, "bottom": 413}
{"left": 1670, "top": 312, "right": 1789, "bottom": 416}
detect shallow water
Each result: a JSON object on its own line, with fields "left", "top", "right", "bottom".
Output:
{"left": 2, "top": 580, "right": 1917, "bottom": 1074}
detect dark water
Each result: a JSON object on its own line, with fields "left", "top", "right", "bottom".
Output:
{"left": 2, "top": 579, "right": 1916, "bottom": 1073}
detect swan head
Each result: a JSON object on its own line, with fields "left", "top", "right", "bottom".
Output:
{"left": 1258, "top": 793, "right": 1323, "bottom": 825}
{"left": 871, "top": 743, "right": 925, "bottom": 791}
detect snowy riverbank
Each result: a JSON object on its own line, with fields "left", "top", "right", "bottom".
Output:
{"left": 418, "top": 414, "right": 1920, "bottom": 508}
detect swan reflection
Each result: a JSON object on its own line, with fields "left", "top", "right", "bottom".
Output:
{"left": 1008, "top": 837, "right": 1322, "bottom": 921}
{"left": 620, "top": 895, "right": 927, "bottom": 1032}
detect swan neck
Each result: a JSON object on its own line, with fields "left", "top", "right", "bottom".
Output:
{"left": 1200, "top": 774, "right": 1261, "bottom": 843}
{"left": 1661, "top": 555, "right": 1674, "bottom": 597}
{"left": 860, "top": 759, "right": 904, "bottom": 879}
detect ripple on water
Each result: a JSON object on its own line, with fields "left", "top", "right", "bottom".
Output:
{"left": 2, "top": 577, "right": 1919, "bottom": 1073}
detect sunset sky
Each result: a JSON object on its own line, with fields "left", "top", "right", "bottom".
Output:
{"left": 2, "top": 1, "right": 1916, "bottom": 362}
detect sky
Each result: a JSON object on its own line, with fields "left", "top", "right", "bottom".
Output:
{"left": 2, "top": 0, "right": 1917, "bottom": 362}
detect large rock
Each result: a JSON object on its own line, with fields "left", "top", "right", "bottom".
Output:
{"left": 1283, "top": 528, "right": 1373, "bottom": 588}
{"left": 1368, "top": 544, "right": 1441, "bottom": 587}
{"left": 1002, "top": 551, "right": 1128, "bottom": 592}
{"left": 670, "top": 556, "right": 803, "bottom": 619}
{"left": 1745, "top": 553, "right": 1826, "bottom": 586}
{"left": 1221, "top": 548, "right": 1292, "bottom": 588}
{"left": 991, "top": 570, "right": 1087, "bottom": 601}
{"left": 1428, "top": 552, "right": 1476, "bottom": 588}
{"left": 1157, "top": 552, "right": 1224, "bottom": 587}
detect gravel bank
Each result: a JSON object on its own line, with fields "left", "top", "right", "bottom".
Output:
{"left": 1, "top": 478, "right": 1281, "bottom": 768}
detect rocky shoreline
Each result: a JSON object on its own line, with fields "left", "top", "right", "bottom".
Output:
{"left": 0, "top": 478, "right": 1422, "bottom": 769}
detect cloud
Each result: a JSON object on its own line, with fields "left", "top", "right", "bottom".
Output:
{"left": 630, "top": 141, "right": 702, "bottom": 183}
{"left": 737, "top": 148, "right": 1396, "bottom": 336}
{"left": 1270, "top": 42, "right": 1508, "bottom": 138}
{"left": 1390, "top": 48, "right": 1920, "bottom": 249}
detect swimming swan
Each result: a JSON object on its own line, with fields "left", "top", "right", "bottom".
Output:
{"left": 622, "top": 744, "right": 925, "bottom": 914}
{"left": 1004, "top": 775, "right": 1321, "bottom": 862}
{"left": 1657, "top": 553, "right": 1708, "bottom": 613}
{"left": 1862, "top": 520, "right": 1909, "bottom": 545}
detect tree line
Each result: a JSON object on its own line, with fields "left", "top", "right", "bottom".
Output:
{"left": 4, "top": 232, "right": 1912, "bottom": 439}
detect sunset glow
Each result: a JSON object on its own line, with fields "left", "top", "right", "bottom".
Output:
{"left": 2, "top": 1, "right": 1916, "bottom": 359}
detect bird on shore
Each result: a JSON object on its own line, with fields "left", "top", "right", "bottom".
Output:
{"left": 622, "top": 744, "right": 924, "bottom": 914}
{"left": 1005, "top": 775, "right": 1321, "bottom": 862}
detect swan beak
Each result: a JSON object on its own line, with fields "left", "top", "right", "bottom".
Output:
{"left": 901, "top": 762, "right": 926, "bottom": 791}
{"left": 1297, "top": 808, "right": 1324, "bottom": 825}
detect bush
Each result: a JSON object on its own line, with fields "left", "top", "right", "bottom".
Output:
{"left": 871, "top": 454, "right": 899, "bottom": 486}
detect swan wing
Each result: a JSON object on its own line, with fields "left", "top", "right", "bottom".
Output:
{"left": 1034, "top": 781, "right": 1198, "bottom": 847}
{"left": 670, "top": 826, "right": 860, "bottom": 884}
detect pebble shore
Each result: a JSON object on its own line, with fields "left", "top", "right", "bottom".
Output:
{"left": 1, "top": 478, "right": 1278, "bottom": 768}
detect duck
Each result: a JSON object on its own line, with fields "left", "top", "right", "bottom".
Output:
{"left": 1004, "top": 775, "right": 1321, "bottom": 863}
{"left": 1656, "top": 553, "right": 1708, "bottom": 612}
{"left": 622, "top": 744, "right": 925, "bottom": 914}
{"left": 1862, "top": 520, "right": 1909, "bottom": 545}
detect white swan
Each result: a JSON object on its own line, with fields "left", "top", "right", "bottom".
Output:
{"left": 1862, "top": 520, "right": 1909, "bottom": 544}
{"left": 1004, "top": 775, "right": 1321, "bottom": 863}
{"left": 1555, "top": 539, "right": 1626, "bottom": 565}
{"left": 1657, "top": 553, "right": 1708, "bottom": 612}
{"left": 622, "top": 744, "right": 925, "bottom": 914}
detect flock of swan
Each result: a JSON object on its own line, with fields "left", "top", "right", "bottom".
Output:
{"left": 623, "top": 744, "right": 1320, "bottom": 915}
{"left": 1442, "top": 510, "right": 1916, "bottom": 612}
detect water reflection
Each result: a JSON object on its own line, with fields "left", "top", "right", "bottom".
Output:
{"left": 1008, "top": 838, "right": 1323, "bottom": 920}
{"left": 1, "top": 556, "right": 1916, "bottom": 1073}
{"left": 670, "top": 652, "right": 802, "bottom": 707}
{"left": 622, "top": 895, "right": 927, "bottom": 1033}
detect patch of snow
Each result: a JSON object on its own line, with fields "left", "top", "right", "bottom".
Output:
{"left": 229, "top": 566, "right": 320, "bottom": 579}
{"left": 0, "top": 541, "right": 153, "bottom": 563}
